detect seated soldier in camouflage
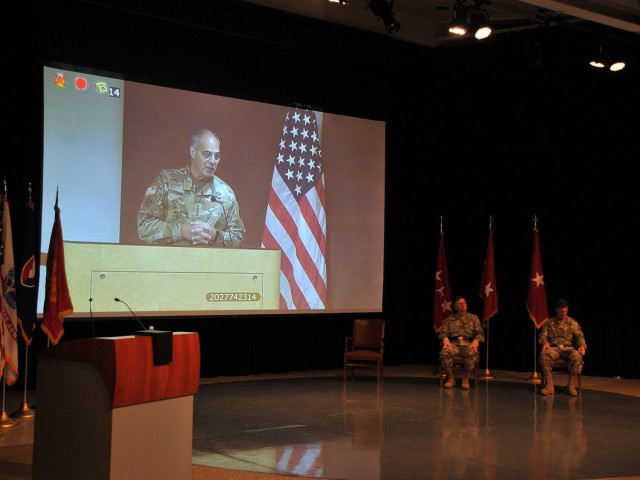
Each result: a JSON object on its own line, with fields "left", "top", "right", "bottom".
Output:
{"left": 538, "top": 298, "right": 587, "bottom": 396}
{"left": 137, "top": 129, "right": 245, "bottom": 247}
{"left": 438, "top": 296, "right": 485, "bottom": 389}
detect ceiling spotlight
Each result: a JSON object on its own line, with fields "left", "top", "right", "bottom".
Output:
{"left": 470, "top": 9, "right": 492, "bottom": 40}
{"left": 448, "top": 1, "right": 468, "bottom": 36}
{"left": 368, "top": 0, "right": 400, "bottom": 33}
{"left": 327, "top": 0, "right": 349, "bottom": 4}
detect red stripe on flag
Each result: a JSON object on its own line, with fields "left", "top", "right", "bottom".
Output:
{"left": 261, "top": 108, "right": 327, "bottom": 310}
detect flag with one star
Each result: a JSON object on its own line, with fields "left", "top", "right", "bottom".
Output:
{"left": 526, "top": 226, "right": 548, "bottom": 329}
{"left": 479, "top": 226, "right": 498, "bottom": 327}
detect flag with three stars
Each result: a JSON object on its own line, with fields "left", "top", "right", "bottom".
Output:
{"left": 526, "top": 226, "right": 548, "bottom": 328}
{"left": 433, "top": 230, "right": 452, "bottom": 332}
{"left": 261, "top": 108, "right": 327, "bottom": 309}
{"left": 479, "top": 227, "right": 498, "bottom": 327}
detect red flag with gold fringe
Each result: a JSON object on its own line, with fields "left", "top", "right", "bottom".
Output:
{"left": 41, "top": 192, "right": 73, "bottom": 345}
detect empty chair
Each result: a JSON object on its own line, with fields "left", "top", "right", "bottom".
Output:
{"left": 344, "top": 319, "right": 385, "bottom": 382}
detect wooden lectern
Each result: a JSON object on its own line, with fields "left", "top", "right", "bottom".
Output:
{"left": 32, "top": 332, "right": 200, "bottom": 480}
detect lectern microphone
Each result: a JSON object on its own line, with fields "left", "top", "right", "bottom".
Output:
{"left": 115, "top": 297, "right": 173, "bottom": 365}
{"left": 114, "top": 297, "right": 148, "bottom": 331}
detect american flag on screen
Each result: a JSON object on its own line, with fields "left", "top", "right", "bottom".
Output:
{"left": 261, "top": 108, "right": 327, "bottom": 309}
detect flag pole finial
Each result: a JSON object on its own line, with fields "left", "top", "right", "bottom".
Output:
{"left": 439, "top": 216, "right": 444, "bottom": 234}
{"left": 533, "top": 214, "right": 538, "bottom": 230}
{"left": 488, "top": 215, "right": 493, "bottom": 230}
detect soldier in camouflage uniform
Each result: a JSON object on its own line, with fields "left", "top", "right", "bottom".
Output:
{"left": 538, "top": 298, "right": 586, "bottom": 396}
{"left": 438, "top": 296, "right": 485, "bottom": 389}
{"left": 137, "top": 129, "right": 245, "bottom": 247}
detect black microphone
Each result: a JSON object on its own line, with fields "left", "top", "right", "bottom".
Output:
{"left": 114, "top": 297, "right": 147, "bottom": 331}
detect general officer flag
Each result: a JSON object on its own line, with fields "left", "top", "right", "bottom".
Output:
{"left": 261, "top": 108, "right": 327, "bottom": 309}
{"left": 433, "top": 228, "right": 452, "bottom": 332}
{"left": 526, "top": 224, "right": 548, "bottom": 329}
{"left": 42, "top": 191, "right": 74, "bottom": 345}
{"left": 479, "top": 226, "right": 498, "bottom": 327}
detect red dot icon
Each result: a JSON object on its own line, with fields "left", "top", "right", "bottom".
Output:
{"left": 75, "top": 76, "right": 88, "bottom": 91}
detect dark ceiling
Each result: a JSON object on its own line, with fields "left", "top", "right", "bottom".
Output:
{"left": 241, "top": 0, "right": 640, "bottom": 49}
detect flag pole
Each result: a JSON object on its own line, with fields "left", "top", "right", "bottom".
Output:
{"left": 1, "top": 370, "right": 18, "bottom": 428}
{"left": 525, "top": 215, "right": 542, "bottom": 384}
{"left": 11, "top": 345, "right": 34, "bottom": 418}
{"left": 527, "top": 326, "right": 542, "bottom": 384}
{"left": 433, "top": 216, "right": 445, "bottom": 377}
{"left": 480, "top": 216, "right": 496, "bottom": 380}
{"left": 12, "top": 183, "right": 35, "bottom": 418}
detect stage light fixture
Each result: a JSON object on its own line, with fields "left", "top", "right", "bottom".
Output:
{"left": 470, "top": 9, "right": 492, "bottom": 40}
{"left": 368, "top": 0, "right": 401, "bottom": 33}
{"left": 448, "top": 1, "right": 468, "bottom": 36}
{"left": 327, "top": 0, "right": 349, "bottom": 4}
{"left": 589, "top": 38, "right": 626, "bottom": 72}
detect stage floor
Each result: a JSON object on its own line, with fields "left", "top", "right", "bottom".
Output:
{"left": 3, "top": 365, "right": 640, "bottom": 480}
{"left": 190, "top": 365, "right": 640, "bottom": 480}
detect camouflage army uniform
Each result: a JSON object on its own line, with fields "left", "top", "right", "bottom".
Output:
{"left": 137, "top": 166, "right": 245, "bottom": 247}
{"left": 438, "top": 312, "right": 485, "bottom": 375}
{"left": 538, "top": 315, "right": 586, "bottom": 378}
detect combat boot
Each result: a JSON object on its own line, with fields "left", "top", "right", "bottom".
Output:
{"left": 567, "top": 376, "right": 578, "bottom": 396}
{"left": 443, "top": 369, "right": 455, "bottom": 388}
{"left": 461, "top": 375, "right": 470, "bottom": 390}
{"left": 540, "top": 374, "right": 554, "bottom": 395}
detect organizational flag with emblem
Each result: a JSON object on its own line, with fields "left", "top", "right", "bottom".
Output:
{"left": 479, "top": 225, "right": 498, "bottom": 327}
{"left": 17, "top": 186, "right": 38, "bottom": 345}
{"left": 1, "top": 191, "right": 19, "bottom": 385}
{"left": 261, "top": 108, "right": 327, "bottom": 309}
{"left": 42, "top": 191, "right": 74, "bottom": 345}
{"left": 433, "top": 228, "right": 452, "bottom": 332}
{"left": 526, "top": 223, "right": 548, "bottom": 329}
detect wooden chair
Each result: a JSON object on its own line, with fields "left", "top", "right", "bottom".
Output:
{"left": 344, "top": 319, "right": 385, "bottom": 382}
{"left": 439, "top": 346, "right": 480, "bottom": 388}
{"left": 541, "top": 357, "right": 583, "bottom": 393}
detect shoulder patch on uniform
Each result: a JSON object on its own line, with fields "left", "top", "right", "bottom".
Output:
{"left": 145, "top": 186, "right": 157, "bottom": 195}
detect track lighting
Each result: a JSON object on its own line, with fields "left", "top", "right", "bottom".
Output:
{"left": 368, "top": 0, "right": 400, "bottom": 33}
{"left": 470, "top": 9, "right": 492, "bottom": 40}
{"left": 449, "top": 2, "right": 468, "bottom": 36}
{"left": 448, "top": 1, "right": 492, "bottom": 40}
{"left": 589, "top": 38, "right": 626, "bottom": 72}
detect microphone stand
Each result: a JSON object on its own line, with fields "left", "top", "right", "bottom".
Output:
{"left": 114, "top": 297, "right": 148, "bottom": 331}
